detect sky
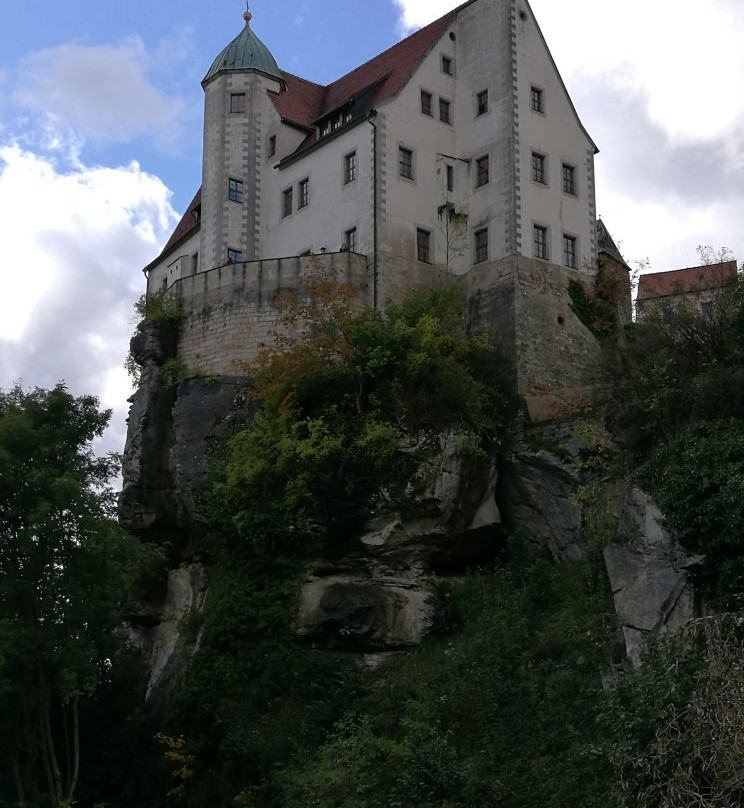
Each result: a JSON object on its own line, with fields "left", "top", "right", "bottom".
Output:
{"left": 1, "top": 0, "right": 743, "bottom": 458}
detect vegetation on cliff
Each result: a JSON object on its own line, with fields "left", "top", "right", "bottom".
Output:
{"left": 5, "top": 267, "right": 744, "bottom": 807}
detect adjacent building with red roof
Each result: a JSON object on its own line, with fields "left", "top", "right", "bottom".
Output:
{"left": 636, "top": 260, "right": 738, "bottom": 320}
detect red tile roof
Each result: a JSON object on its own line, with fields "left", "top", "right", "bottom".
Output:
{"left": 162, "top": 188, "right": 201, "bottom": 253}
{"left": 270, "top": 10, "right": 456, "bottom": 130}
{"left": 637, "top": 260, "right": 738, "bottom": 301}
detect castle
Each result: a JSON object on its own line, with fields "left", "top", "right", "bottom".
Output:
{"left": 143, "top": 0, "right": 607, "bottom": 421}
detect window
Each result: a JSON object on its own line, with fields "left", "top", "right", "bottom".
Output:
{"left": 476, "top": 155, "right": 489, "bottom": 187}
{"left": 228, "top": 178, "right": 244, "bottom": 202}
{"left": 421, "top": 90, "right": 433, "bottom": 116}
{"left": 227, "top": 248, "right": 243, "bottom": 262}
{"left": 534, "top": 225, "right": 548, "bottom": 259}
{"left": 446, "top": 164, "right": 454, "bottom": 193}
{"left": 230, "top": 93, "right": 246, "bottom": 113}
{"left": 345, "top": 227, "right": 357, "bottom": 252}
{"left": 416, "top": 228, "right": 431, "bottom": 263}
{"left": 269, "top": 135, "right": 276, "bottom": 157}
{"left": 531, "top": 85, "right": 544, "bottom": 113}
{"left": 344, "top": 151, "right": 356, "bottom": 184}
{"left": 298, "top": 178, "right": 309, "bottom": 208}
{"left": 439, "top": 98, "right": 451, "bottom": 124}
{"left": 562, "top": 163, "right": 576, "bottom": 195}
{"left": 191, "top": 252, "right": 198, "bottom": 275}
{"left": 282, "top": 187, "right": 293, "bottom": 218}
{"left": 531, "top": 152, "right": 546, "bottom": 184}
{"left": 441, "top": 55, "right": 453, "bottom": 75}
{"left": 700, "top": 299, "right": 714, "bottom": 318}
{"left": 399, "top": 146, "right": 413, "bottom": 179}
{"left": 562, "top": 235, "right": 577, "bottom": 268}
{"left": 474, "top": 228, "right": 488, "bottom": 264}
{"left": 477, "top": 89, "right": 488, "bottom": 116}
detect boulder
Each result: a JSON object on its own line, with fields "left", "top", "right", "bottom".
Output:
{"left": 499, "top": 443, "right": 585, "bottom": 560}
{"left": 604, "top": 486, "right": 701, "bottom": 667}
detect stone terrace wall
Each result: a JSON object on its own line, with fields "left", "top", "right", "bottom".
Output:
{"left": 173, "top": 252, "right": 369, "bottom": 376}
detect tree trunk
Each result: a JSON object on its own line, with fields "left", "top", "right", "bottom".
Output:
{"left": 68, "top": 696, "right": 80, "bottom": 803}
{"left": 41, "top": 688, "right": 62, "bottom": 803}
{"left": 10, "top": 746, "right": 27, "bottom": 806}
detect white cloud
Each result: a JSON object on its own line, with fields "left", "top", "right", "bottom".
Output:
{"left": 0, "top": 142, "right": 179, "bottom": 456}
{"left": 391, "top": 0, "right": 457, "bottom": 32}
{"left": 14, "top": 37, "right": 185, "bottom": 149}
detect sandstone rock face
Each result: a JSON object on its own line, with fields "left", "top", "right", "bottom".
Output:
{"left": 498, "top": 443, "right": 585, "bottom": 561}
{"left": 296, "top": 434, "right": 504, "bottom": 650}
{"left": 605, "top": 486, "right": 701, "bottom": 667}
{"left": 296, "top": 569, "right": 429, "bottom": 649}
{"left": 128, "top": 562, "right": 208, "bottom": 702}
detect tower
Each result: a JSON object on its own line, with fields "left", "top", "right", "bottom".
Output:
{"left": 200, "top": 8, "right": 285, "bottom": 270}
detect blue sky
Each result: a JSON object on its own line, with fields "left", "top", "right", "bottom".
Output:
{"left": 1, "top": 0, "right": 743, "bottom": 457}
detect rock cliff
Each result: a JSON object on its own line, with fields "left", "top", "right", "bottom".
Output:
{"left": 120, "top": 320, "right": 699, "bottom": 697}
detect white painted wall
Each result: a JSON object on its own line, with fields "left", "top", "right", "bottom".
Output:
{"left": 515, "top": 1, "right": 597, "bottom": 270}
{"left": 263, "top": 124, "right": 375, "bottom": 259}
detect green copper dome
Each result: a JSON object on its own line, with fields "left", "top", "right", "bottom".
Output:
{"left": 203, "top": 11, "right": 282, "bottom": 85}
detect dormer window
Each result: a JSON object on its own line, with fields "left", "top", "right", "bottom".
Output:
{"left": 318, "top": 103, "right": 354, "bottom": 140}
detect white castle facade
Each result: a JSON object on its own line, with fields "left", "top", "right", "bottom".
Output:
{"left": 143, "top": 0, "right": 603, "bottom": 421}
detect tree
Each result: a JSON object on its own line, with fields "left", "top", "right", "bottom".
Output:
{"left": 0, "top": 384, "right": 139, "bottom": 807}
{"left": 211, "top": 278, "right": 510, "bottom": 554}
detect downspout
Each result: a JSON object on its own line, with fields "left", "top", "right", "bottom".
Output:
{"left": 367, "top": 109, "right": 379, "bottom": 309}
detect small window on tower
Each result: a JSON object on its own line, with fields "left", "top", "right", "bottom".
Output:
{"left": 227, "top": 248, "right": 243, "bottom": 262}
{"left": 230, "top": 93, "right": 246, "bottom": 113}
{"left": 345, "top": 227, "right": 357, "bottom": 252}
{"left": 228, "top": 178, "right": 244, "bottom": 202}
{"left": 446, "top": 164, "right": 454, "bottom": 193}
{"left": 269, "top": 135, "right": 276, "bottom": 157}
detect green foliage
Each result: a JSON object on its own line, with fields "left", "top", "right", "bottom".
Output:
{"left": 171, "top": 554, "right": 361, "bottom": 808}
{"left": 161, "top": 357, "right": 188, "bottom": 388}
{"left": 600, "top": 615, "right": 744, "bottom": 808}
{"left": 569, "top": 276, "right": 617, "bottom": 337}
{"left": 609, "top": 270, "right": 744, "bottom": 606}
{"left": 209, "top": 281, "right": 510, "bottom": 554}
{"left": 0, "top": 383, "right": 145, "bottom": 806}
{"left": 641, "top": 420, "right": 744, "bottom": 608}
{"left": 282, "top": 559, "right": 614, "bottom": 808}
{"left": 612, "top": 272, "right": 744, "bottom": 452}
{"left": 135, "top": 289, "right": 182, "bottom": 326}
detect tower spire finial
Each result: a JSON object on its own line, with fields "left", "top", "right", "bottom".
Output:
{"left": 243, "top": 2, "right": 252, "bottom": 23}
